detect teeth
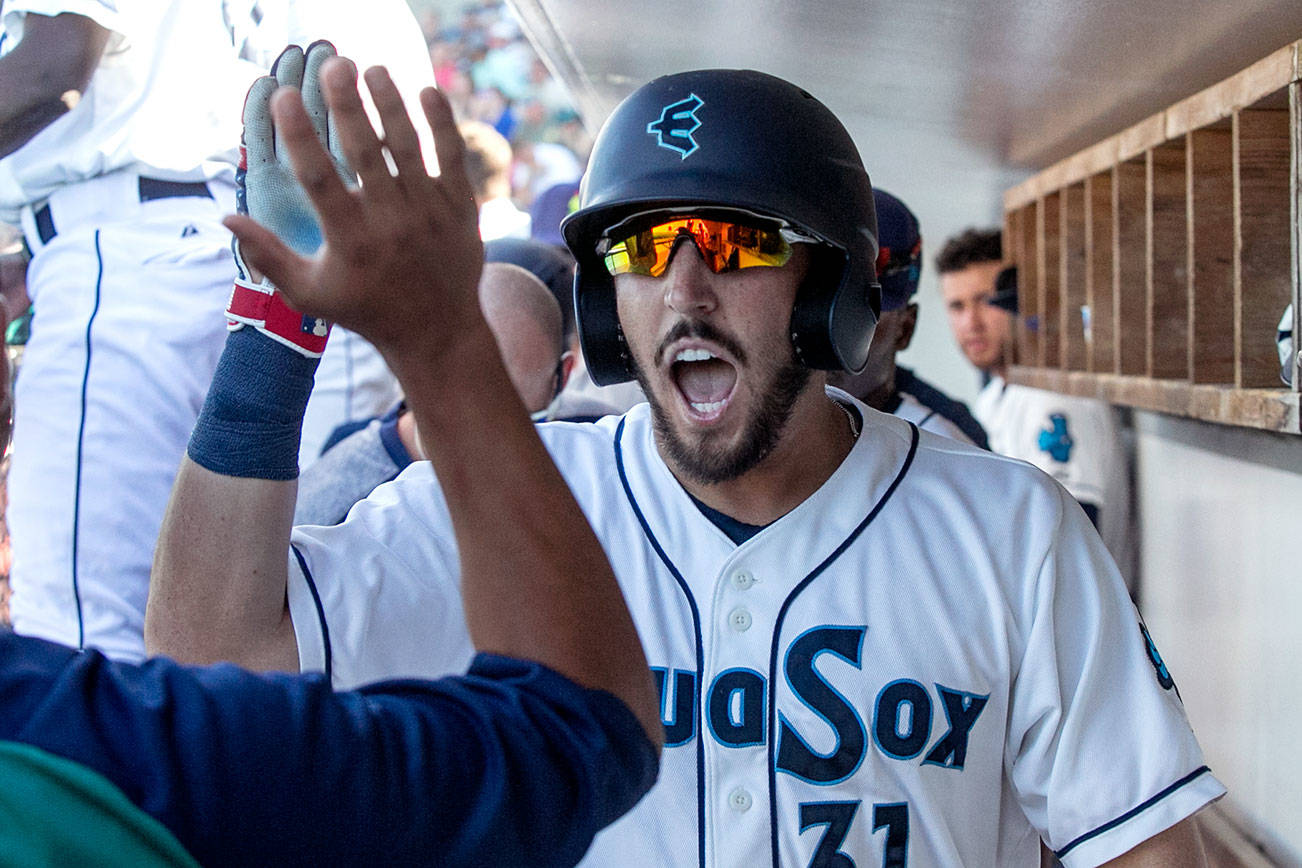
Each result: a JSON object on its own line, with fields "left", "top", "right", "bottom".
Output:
{"left": 691, "top": 400, "right": 726, "bottom": 413}
{"left": 675, "top": 348, "right": 717, "bottom": 363}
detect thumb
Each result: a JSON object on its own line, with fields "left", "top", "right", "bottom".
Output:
{"left": 223, "top": 215, "right": 314, "bottom": 307}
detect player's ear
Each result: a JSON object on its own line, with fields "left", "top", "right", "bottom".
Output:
{"left": 895, "top": 303, "right": 919, "bottom": 351}
{"left": 559, "top": 350, "right": 576, "bottom": 392}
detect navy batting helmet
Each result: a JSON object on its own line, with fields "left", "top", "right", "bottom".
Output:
{"left": 561, "top": 69, "right": 881, "bottom": 385}
{"left": 872, "top": 189, "right": 923, "bottom": 312}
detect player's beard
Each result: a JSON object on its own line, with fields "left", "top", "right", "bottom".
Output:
{"left": 632, "top": 320, "right": 811, "bottom": 486}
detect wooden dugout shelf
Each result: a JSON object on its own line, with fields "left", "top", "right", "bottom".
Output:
{"left": 1002, "top": 41, "right": 1302, "bottom": 434}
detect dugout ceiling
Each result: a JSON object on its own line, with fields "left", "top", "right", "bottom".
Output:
{"left": 510, "top": 0, "right": 1302, "bottom": 175}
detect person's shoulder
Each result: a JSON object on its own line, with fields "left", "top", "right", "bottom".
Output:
{"left": 536, "top": 408, "right": 628, "bottom": 441}
{"left": 535, "top": 406, "right": 649, "bottom": 481}
{"left": 895, "top": 367, "right": 990, "bottom": 449}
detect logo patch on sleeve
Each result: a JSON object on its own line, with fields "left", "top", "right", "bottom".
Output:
{"left": 1140, "top": 621, "right": 1176, "bottom": 692}
{"left": 647, "top": 94, "right": 704, "bottom": 159}
{"left": 1037, "top": 413, "right": 1074, "bottom": 462}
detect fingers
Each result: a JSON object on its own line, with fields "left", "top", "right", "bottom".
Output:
{"left": 241, "top": 76, "right": 279, "bottom": 176}
{"left": 320, "top": 58, "right": 396, "bottom": 195}
{"left": 363, "top": 66, "right": 425, "bottom": 181}
{"left": 224, "top": 215, "right": 311, "bottom": 301}
{"left": 269, "top": 87, "right": 359, "bottom": 230}
{"left": 420, "top": 87, "right": 477, "bottom": 218}
{"left": 271, "top": 44, "right": 305, "bottom": 89}
{"left": 300, "top": 40, "right": 337, "bottom": 153}
{"left": 269, "top": 46, "right": 305, "bottom": 174}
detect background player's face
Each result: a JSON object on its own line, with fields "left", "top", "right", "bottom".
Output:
{"left": 940, "top": 261, "right": 1011, "bottom": 372}
{"left": 615, "top": 240, "right": 813, "bottom": 485}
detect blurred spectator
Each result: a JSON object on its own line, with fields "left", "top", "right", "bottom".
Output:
{"left": 419, "top": 1, "right": 590, "bottom": 212}
{"left": 461, "top": 120, "right": 531, "bottom": 240}
{"left": 472, "top": 18, "right": 532, "bottom": 102}
{"left": 513, "top": 142, "right": 581, "bottom": 208}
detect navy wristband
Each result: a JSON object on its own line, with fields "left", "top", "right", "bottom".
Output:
{"left": 187, "top": 327, "right": 319, "bottom": 480}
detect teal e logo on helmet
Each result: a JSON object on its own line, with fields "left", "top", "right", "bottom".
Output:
{"left": 647, "top": 94, "right": 704, "bottom": 159}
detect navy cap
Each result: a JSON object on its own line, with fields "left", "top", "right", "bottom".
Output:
{"left": 989, "top": 265, "right": 1018, "bottom": 313}
{"left": 873, "top": 189, "right": 922, "bottom": 311}
{"left": 529, "top": 181, "right": 581, "bottom": 247}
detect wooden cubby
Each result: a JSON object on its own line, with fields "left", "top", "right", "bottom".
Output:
{"left": 1003, "top": 42, "right": 1302, "bottom": 434}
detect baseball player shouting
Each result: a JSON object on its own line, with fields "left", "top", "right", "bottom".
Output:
{"left": 150, "top": 47, "right": 1223, "bottom": 866}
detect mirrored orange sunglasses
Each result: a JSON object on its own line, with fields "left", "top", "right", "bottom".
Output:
{"left": 600, "top": 215, "right": 813, "bottom": 277}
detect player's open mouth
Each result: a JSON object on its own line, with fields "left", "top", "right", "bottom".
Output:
{"left": 669, "top": 345, "right": 738, "bottom": 423}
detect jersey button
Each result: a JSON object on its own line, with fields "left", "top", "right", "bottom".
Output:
{"left": 731, "top": 570, "right": 754, "bottom": 590}
{"left": 728, "top": 788, "right": 753, "bottom": 812}
{"left": 728, "top": 608, "right": 752, "bottom": 632}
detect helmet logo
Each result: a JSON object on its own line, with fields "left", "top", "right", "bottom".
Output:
{"left": 646, "top": 94, "right": 704, "bottom": 159}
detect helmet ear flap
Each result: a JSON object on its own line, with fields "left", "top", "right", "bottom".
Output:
{"left": 574, "top": 265, "right": 637, "bottom": 386}
{"left": 790, "top": 247, "right": 880, "bottom": 373}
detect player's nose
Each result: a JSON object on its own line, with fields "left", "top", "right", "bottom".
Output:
{"left": 958, "top": 303, "right": 985, "bottom": 334}
{"left": 663, "top": 240, "right": 718, "bottom": 316}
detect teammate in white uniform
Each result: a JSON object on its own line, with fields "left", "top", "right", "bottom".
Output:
{"left": 150, "top": 61, "right": 1221, "bottom": 866}
{"left": 938, "top": 232, "right": 1134, "bottom": 584}
{"left": 829, "top": 189, "right": 988, "bottom": 448}
{"left": 0, "top": 1, "right": 435, "bottom": 660}
{"left": 0, "top": 1, "right": 250, "bottom": 660}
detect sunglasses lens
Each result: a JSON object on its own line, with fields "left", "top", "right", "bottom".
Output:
{"left": 603, "top": 217, "right": 793, "bottom": 277}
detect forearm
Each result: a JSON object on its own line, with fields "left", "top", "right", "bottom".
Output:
{"left": 0, "top": 13, "right": 109, "bottom": 157}
{"left": 1098, "top": 815, "right": 1207, "bottom": 867}
{"left": 146, "top": 458, "right": 298, "bottom": 670}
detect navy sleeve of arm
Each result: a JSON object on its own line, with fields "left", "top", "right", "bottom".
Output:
{"left": 0, "top": 634, "right": 658, "bottom": 867}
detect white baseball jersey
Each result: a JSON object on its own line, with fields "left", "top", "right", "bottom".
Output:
{"left": 974, "top": 377, "right": 1135, "bottom": 586}
{"left": 2, "top": 0, "right": 248, "bottom": 659}
{"left": 3, "top": 0, "right": 434, "bottom": 659}
{"left": 286, "top": 392, "right": 1221, "bottom": 867}
{"left": 0, "top": 2, "right": 256, "bottom": 223}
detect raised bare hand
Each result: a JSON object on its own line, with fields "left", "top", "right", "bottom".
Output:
{"left": 225, "top": 58, "right": 485, "bottom": 367}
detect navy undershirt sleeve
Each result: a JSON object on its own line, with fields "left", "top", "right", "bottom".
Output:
{"left": 0, "top": 633, "right": 658, "bottom": 867}
{"left": 1080, "top": 501, "right": 1102, "bottom": 531}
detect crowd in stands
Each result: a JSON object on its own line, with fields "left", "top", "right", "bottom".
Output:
{"left": 416, "top": 1, "right": 588, "bottom": 210}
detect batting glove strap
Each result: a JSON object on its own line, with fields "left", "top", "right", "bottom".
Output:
{"left": 227, "top": 278, "right": 332, "bottom": 358}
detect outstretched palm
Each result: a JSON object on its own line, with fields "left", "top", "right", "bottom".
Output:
{"left": 227, "top": 49, "right": 484, "bottom": 366}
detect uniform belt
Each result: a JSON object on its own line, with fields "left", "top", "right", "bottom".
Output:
{"left": 32, "top": 178, "right": 213, "bottom": 245}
